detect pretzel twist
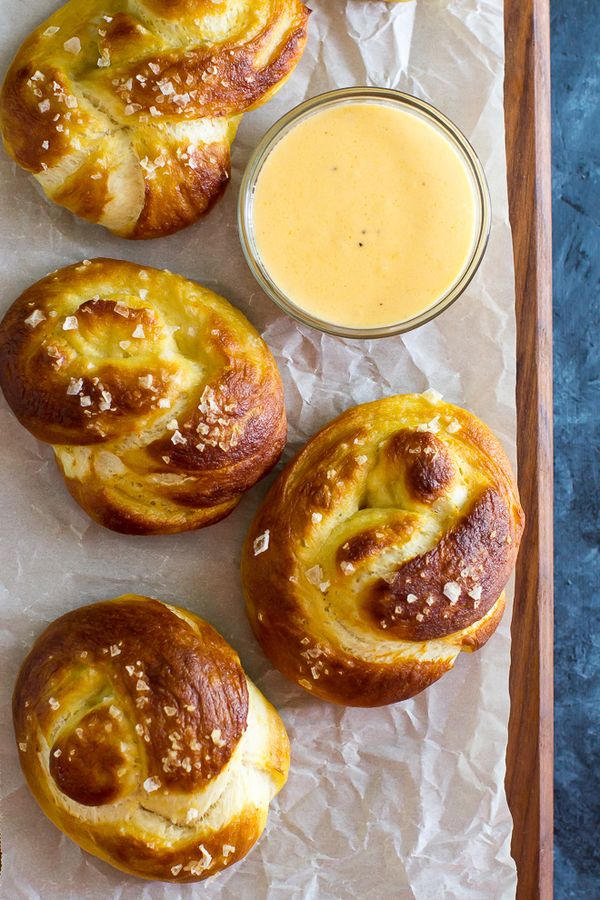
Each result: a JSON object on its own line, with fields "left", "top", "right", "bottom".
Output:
{"left": 242, "top": 393, "right": 524, "bottom": 707}
{"left": 0, "top": 258, "right": 287, "bottom": 534}
{"left": 13, "top": 595, "right": 290, "bottom": 882}
{"left": 0, "top": 0, "right": 310, "bottom": 238}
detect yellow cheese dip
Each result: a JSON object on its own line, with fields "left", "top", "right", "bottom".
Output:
{"left": 251, "top": 101, "right": 479, "bottom": 330}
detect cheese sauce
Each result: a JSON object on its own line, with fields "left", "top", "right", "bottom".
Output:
{"left": 251, "top": 102, "right": 478, "bottom": 330}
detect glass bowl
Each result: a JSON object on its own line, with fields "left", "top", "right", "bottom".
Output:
{"left": 238, "top": 87, "right": 491, "bottom": 339}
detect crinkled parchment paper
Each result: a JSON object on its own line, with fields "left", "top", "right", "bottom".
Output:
{"left": 0, "top": 2, "right": 517, "bottom": 898}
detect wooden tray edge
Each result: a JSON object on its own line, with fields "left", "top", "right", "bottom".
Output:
{"left": 504, "top": 1, "right": 554, "bottom": 898}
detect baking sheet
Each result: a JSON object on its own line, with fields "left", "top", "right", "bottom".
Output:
{"left": 0, "top": 1, "right": 518, "bottom": 898}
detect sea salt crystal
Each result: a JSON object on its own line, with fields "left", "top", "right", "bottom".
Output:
{"left": 24, "top": 309, "right": 46, "bottom": 327}
{"left": 63, "top": 315, "right": 78, "bottom": 331}
{"left": 422, "top": 387, "right": 443, "bottom": 403}
{"left": 253, "top": 530, "right": 270, "bottom": 556}
{"left": 211, "top": 728, "right": 226, "bottom": 748}
{"left": 63, "top": 37, "right": 81, "bottom": 55}
{"left": 143, "top": 777, "right": 161, "bottom": 793}
{"left": 63, "top": 366, "right": 79, "bottom": 387}
{"left": 443, "top": 581, "right": 462, "bottom": 604}
{"left": 304, "top": 565, "right": 323, "bottom": 586}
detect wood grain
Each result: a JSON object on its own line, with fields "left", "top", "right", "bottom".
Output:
{"left": 504, "top": 1, "right": 554, "bottom": 898}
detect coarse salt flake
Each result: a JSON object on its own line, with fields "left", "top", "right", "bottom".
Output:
{"left": 305, "top": 565, "right": 323, "bottom": 586}
{"left": 25, "top": 309, "right": 46, "bottom": 328}
{"left": 43, "top": 26, "right": 60, "bottom": 37}
{"left": 422, "top": 387, "right": 443, "bottom": 403}
{"left": 443, "top": 581, "right": 462, "bottom": 604}
{"left": 171, "top": 865, "right": 182, "bottom": 876}
{"left": 468, "top": 585, "right": 483, "bottom": 601}
{"left": 63, "top": 37, "right": 81, "bottom": 55}
{"left": 311, "top": 512, "right": 322, "bottom": 523}
{"left": 48, "top": 697, "right": 60, "bottom": 710}
{"left": 143, "top": 776, "right": 161, "bottom": 793}
{"left": 446, "top": 418, "right": 462, "bottom": 434}
{"left": 163, "top": 706, "right": 177, "bottom": 717}
{"left": 63, "top": 315, "right": 78, "bottom": 331}
{"left": 109, "top": 644, "right": 121, "bottom": 656}
{"left": 67, "top": 378, "right": 83, "bottom": 396}
{"left": 253, "top": 530, "right": 270, "bottom": 555}
{"left": 171, "top": 430, "right": 186, "bottom": 445}
{"left": 211, "top": 728, "right": 226, "bottom": 747}
{"left": 406, "top": 593, "right": 418, "bottom": 604}
{"left": 132, "top": 324, "right": 145, "bottom": 339}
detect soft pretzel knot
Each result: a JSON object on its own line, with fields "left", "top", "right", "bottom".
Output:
{"left": 242, "top": 393, "right": 525, "bottom": 707}
{"left": 13, "top": 595, "right": 290, "bottom": 882}
{"left": 0, "top": 0, "right": 310, "bottom": 238}
{"left": 0, "top": 258, "right": 286, "bottom": 534}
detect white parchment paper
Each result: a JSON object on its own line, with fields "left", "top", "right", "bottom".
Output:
{"left": 0, "top": 2, "right": 517, "bottom": 898}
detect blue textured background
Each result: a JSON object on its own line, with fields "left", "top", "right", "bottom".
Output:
{"left": 551, "top": 1, "right": 600, "bottom": 896}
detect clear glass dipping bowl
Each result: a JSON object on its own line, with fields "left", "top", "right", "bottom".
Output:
{"left": 238, "top": 87, "right": 491, "bottom": 339}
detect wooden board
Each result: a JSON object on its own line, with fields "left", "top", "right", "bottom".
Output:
{"left": 504, "top": 1, "right": 554, "bottom": 898}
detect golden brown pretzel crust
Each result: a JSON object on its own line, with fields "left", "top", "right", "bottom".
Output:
{"left": 0, "top": 0, "right": 310, "bottom": 238}
{"left": 13, "top": 595, "right": 290, "bottom": 883}
{"left": 0, "top": 258, "right": 287, "bottom": 534}
{"left": 242, "top": 394, "right": 524, "bottom": 707}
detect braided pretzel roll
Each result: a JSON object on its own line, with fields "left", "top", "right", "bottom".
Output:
{"left": 0, "top": 0, "right": 310, "bottom": 239}
{"left": 13, "top": 595, "right": 290, "bottom": 882}
{"left": 0, "top": 258, "right": 286, "bottom": 534}
{"left": 242, "top": 393, "right": 525, "bottom": 707}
